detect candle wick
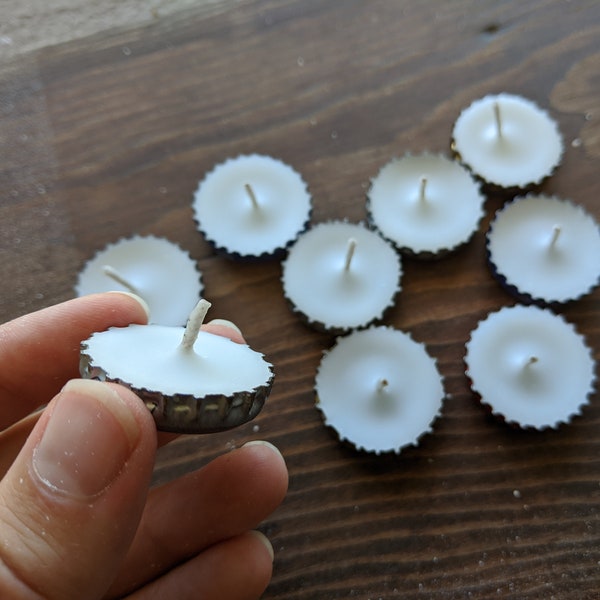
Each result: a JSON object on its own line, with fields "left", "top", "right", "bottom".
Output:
{"left": 376, "top": 378, "right": 389, "bottom": 393}
{"left": 102, "top": 265, "right": 142, "bottom": 297}
{"left": 180, "top": 298, "right": 212, "bottom": 352}
{"left": 419, "top": 176, "right": 428, "bottom": 204}
{"left": 493, "top": 101, "right": 503, "bottom": 139}
{"left": 550, "top": 225, "right": 561, "bottom": 249}
{"left": 344, "top": 238, "right": 357, "bottom": 271}
{"left": 374, "top": 378, "right": 395, "bottom": 414}
{"left": 244, "top": 183, "right": 260, "bottom": 210}
{"left": 525, "top": 356, "right": 539, "bottom": 368}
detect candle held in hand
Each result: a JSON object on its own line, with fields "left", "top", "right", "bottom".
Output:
{"left": 80, "top": 299, "right": 274, "bottom": 433}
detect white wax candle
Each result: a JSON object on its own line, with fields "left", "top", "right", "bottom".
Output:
{"left": 367, "top": 153, "right": 485, "bottom": 256}
{"left": 452, "top": 94, "right": 563, "bottom": 189}
{"left": 465, "top": 305, "right": 596, "bottom": 429}
{"left": 192, "top": 154, "right": 312, "bottom": 259}
{"left": 281, "top": 221, "right": 402, "bottom": 332}
{"left": 81, "top": 299, "right": 274, "bottom": 433}
{"left": 76, "top": 235, "right": 203, "bottom": 326}
{"left": 487, "top": 194, "right": 600, "bottom": 304}
{"left": 315, "top": 326, "right": 445, "bottom": 454}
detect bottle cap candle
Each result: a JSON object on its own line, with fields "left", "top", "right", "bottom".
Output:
{"left": 315, "top": 326, "right": 445, "bottom": 454}
{"left": 465, "top": 305, "right": 596, "bottom": 429}
{"left": 452, "top": 93, "right": 563, "bottom": 190}
{"left": 281, "top": 221, "right": 402, "bottom": 333}
{"left": 192, "top": 154, "right": 312, "bottom": 260}
{"left": 75, "top": 235, "right": 203, "bottom": 326}
{"left": 367, "top": 153, "right": 485, "bottom": 257}
{"left": 486, "top": 194, "right": 600, "bottom": 305}
{"left": 80, "top": 299, "right": 274, "bottom": 433}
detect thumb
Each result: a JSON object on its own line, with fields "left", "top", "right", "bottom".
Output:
{"left": 0, "top": 379, "right": 157, "bottom": 600}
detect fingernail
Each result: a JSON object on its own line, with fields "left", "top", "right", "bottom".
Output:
{"left": 250, "top": 530, "right": 274, "bottom": 562}
{"left": 207, "top": 318, "right": 242, "bottom": 335}
{"left": 33, "top": 379, "right": 140, "bottom": 498}
{"left": 242, "top": 440, "right": 285, "bottom": 463}
{"left": 107, "top": 290, "right": 151, "bottom": 321}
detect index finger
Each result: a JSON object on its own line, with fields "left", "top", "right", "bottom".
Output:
{"left": 0, "top": 292, "right": 149, "bottom": 429}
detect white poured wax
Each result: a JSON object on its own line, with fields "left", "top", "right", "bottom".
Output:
{"left": 315, "top": 326, "right": 445, "bottom": 454}
{"left": 281, "top": 221, "right": 402, "bottom": 332}
{"left": 487, "top": 194, "right": 600, "bottom": 303}
{"left": 76, "top": 236, "right": 202, "bottom": 326}
{"left": 452, "top": 94, "right": 563, "bottom": 188}
{"left": 192, "top": 154, "right": 312, "bottom": 258}
{"left": 367, "top": 153, "right": 485, "bottom": 255}
{"left": 465, "top": 305, "right": 596, "bottom": 429}
{"left": 82, "top": 300, "right": 273, "bottom": 397}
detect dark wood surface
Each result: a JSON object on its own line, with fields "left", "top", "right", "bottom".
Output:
{"left": 1, "top": 1, "right": 599, "bottom": 597}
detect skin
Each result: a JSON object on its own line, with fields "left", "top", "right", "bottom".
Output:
{"left": 0, "top": 293, "right": 288, "bottom": 599}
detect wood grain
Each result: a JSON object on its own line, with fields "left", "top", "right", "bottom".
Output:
{"left": 1, "top": 1, "right": 599, "bottom": 597}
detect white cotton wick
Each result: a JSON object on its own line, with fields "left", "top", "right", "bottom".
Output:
{"left": 180, "top": 299, "right": 211, "bottom": 352}
{"left": 244, "top": 183, "right": 260, "bottom": 210}
{"left": 418, "top": 176, "right": 428, "bottom": 205}
{"left": 102, "top": 265, "right": 142, "bottom": 297}
{"left": 344, "top": 238, "right": 358, "bottom": 272}
{"left": 549, "top": 225, "right": 561, "bottom": 249}
{"left": 524, "top": 356, "right": 539, "bottom": 369}
{"left": 493, "top": 101, "right": 503, "bottom": 139}
{"left": 376, "top": 378, "right": 389, "bottom": 393}
{"left": 373, "top": 378, "right": 394, "bottom": 414}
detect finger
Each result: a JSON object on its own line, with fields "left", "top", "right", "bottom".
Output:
{"left": 126, "top": 531, "right": 274, "bottom": 600}
{"left": 202, "top": 318, "right": 245, "bottom": 345}
{"left": 0, "top": 292, "right": 149, "bottom": 428}
{"left": 109, "top": 441, "right": 288, "bottom": 597}
{"left": 0, "top": 379, "right": 157, "bottom": 599}
{"left": 0, "top": 406, "right": 179, "bottom": 481}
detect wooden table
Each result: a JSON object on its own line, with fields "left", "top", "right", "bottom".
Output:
{"left": 1, "top": 1, "right": 599, "bottom": 597}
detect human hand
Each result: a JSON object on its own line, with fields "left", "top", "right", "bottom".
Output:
{"left": 0, "top": 292, "right": 288, "bottom": 599}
